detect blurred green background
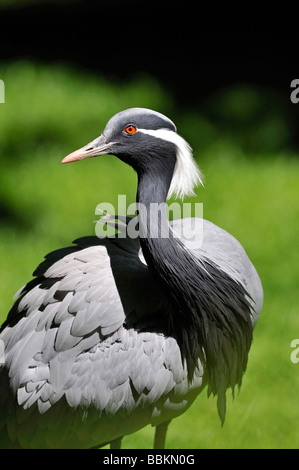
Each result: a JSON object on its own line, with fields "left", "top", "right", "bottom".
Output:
{"left": 0, "top": 59, "right": 298, "bottom": 450}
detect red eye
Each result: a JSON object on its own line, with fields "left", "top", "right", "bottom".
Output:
{"left": 125, "top": 125, "right": 137, "bottom": 135}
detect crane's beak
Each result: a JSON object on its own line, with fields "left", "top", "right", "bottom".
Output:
{"left": 61, "top": 135, "right": 115, "bottom": 164}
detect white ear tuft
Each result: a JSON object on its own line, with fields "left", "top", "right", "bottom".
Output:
{"left": 166, "top": 132, "right": 203, "bottom": 200}
{"left": 139, "top": 128, "right": 203, "bottom": 199}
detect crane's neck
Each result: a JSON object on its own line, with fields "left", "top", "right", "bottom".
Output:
{"left": 136, "top": 164, "right": 253, "bottom": 424}
{"left": 136, "top": 166, "right": 172, "bottom": 239}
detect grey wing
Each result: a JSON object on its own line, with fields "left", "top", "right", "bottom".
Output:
{"left": 0, "top": 242, "right": 126, "bottom": 415}
{"left": 171, "top": 218, "right": 263, "bottom": 326}
{"left": 0, "top": 236, "right": 202, "bottom": 448}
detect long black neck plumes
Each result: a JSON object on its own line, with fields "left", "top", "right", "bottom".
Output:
{"left": 136, "top": 163, "right": 253, "bottom": 424}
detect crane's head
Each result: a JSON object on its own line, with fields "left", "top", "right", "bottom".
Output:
{"left": 62, "top": 107, "right": 202, "bottom": 199}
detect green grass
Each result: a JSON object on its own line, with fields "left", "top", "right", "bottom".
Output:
{"left": 1, "top": 61, "right": 299, "bottom": 449}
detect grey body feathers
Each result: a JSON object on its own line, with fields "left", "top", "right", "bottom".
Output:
{"left": 0, "top": 218, "right": 262, "bottom": 448}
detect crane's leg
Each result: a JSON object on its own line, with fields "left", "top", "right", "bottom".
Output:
{"left": 110, "top": 437, "right": 122, "bottom": 449}
{"left": 154, "top": 420, "right": 171, "bottom": 449}
{"left": 90, "top": 437, "right": 123, "bottom": 449}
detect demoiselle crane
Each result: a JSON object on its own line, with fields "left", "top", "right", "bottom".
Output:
{"left": 0, "top": 108, "right": 263, "bottom": 449}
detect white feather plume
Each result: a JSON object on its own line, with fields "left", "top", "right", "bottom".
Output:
{"left": 139, "top": 128, "right": 203, "bottom": 199}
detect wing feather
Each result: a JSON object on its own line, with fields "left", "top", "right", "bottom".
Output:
{"left": 0, "top": 234, "right": 204, "bottom": 448}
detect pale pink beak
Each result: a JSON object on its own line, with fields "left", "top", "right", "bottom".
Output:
{"left": 61, "top": 135, "right": 115, "bottom": 164}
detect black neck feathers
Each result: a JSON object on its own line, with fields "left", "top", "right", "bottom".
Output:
{"left": 136, "top": 166, "right": 253, "bottom": 424}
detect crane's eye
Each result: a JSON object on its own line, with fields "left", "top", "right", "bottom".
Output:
{"left": 125, "top": 125, "right": 137, "bottom": 135}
